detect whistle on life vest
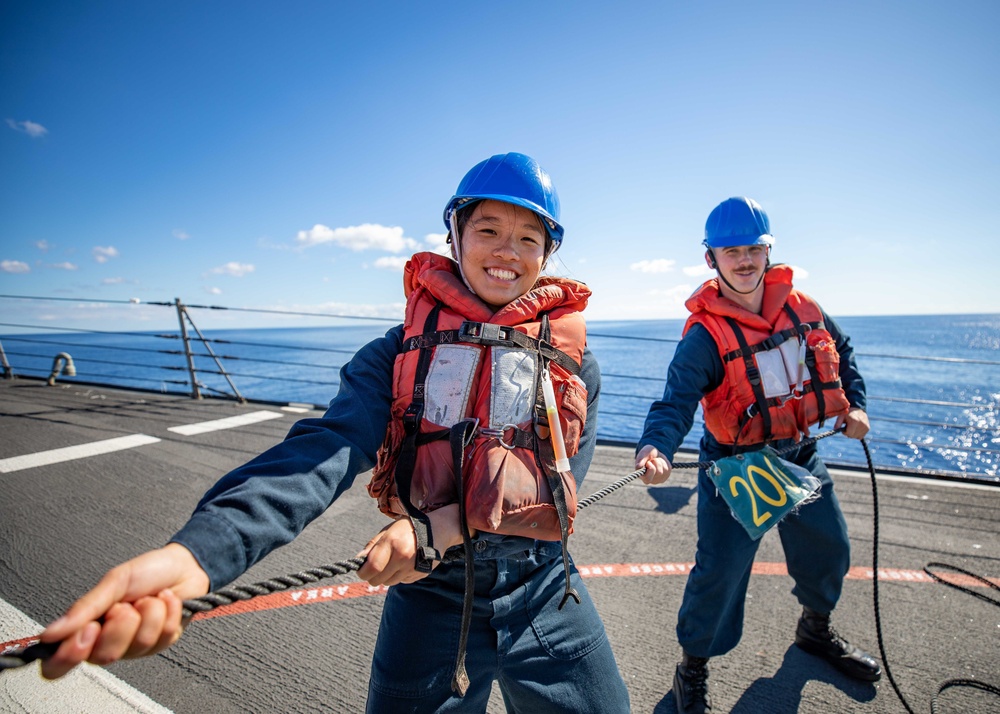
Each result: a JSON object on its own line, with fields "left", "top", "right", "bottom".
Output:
{"left": 541, "top": 368, "right": 571, "bottom": 473}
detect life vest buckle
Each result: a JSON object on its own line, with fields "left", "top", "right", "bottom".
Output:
{"left": 459, "top": 321, "right": 509, "bottom": 344}
{"left": 480, "top": 422, "right": 519, "bottom": 450}
{"left": 776, "top": 390, "right": 805, "bottom": 406}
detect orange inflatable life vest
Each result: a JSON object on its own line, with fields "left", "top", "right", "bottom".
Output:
{"left": 367, "top": 252, "right": 590, "bottom": 544}
{"left": 684, "top": 264, "right": 850, "bottom": 446}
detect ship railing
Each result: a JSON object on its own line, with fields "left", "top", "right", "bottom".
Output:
{"left": 0, "top": 294, "right": 997, "bottom": 483}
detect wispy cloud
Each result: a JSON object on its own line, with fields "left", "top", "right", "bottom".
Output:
{"left": 93, "top": 246, "right": 119, "bottom": 263}
{"left": 630, "top": 258, "right": 676, "bottom": 273}
{"left": 101, "top": 277, "right": 137, "bottom": 285}
{"left": 1, "top": 260, "right": 30, "bottom": 273}
{"left": 207, "top": 262, "right": 254, "bottom": 277}
{"left": 789, "top": 264, "right": 809, "bottom": 279}
{"left": 49, "top": 261, "right": 78, "bottom": 271}
{"left": 296, "top": 223, "right": 417, "bottom": 252}
{"left": 682, "top": 264, "right": 713, "bottom": 277}
{"left": 35, "top": 240, "right": 51, "bottom": 251}
{"left": 424, "top": 232, "right": 450, "bottom": 256}
{"left": 370, "top": 232, "right": 451, "bottom": 270}
{"left": 6, "top": 118, "right": 48, "bottom": 138}
{"left": 648, "top": 285, "right": 694, "bottom": 305}
{"left": 173, "top": 229, "right": 191, "bottom": 240}
{"left": 206, "top": 286, "right": 223, "bottom": 295}
{"left": 373, "top": 256, "right": 410, "bottom": 271}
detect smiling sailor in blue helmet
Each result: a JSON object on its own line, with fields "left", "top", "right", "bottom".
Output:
{"left": 38, "top": 153, "right": 630, "bottom": 713}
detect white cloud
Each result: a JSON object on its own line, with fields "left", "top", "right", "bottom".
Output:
{"left": 206, "top": 286, "right": 223, "bottom": 295}
{"left": 49, "top": 261, "right": 78, "bottom": 271}
{"left": 1, "top": 260, "right": 30, "bottom": 273}
{"left": 630, "top": 258, "right": 676, "bottom": 273}
{"left": 424, "top": 233, "right": 448, "bottom": 250}
{"left": 296, "top": 223, "right": 417, "bottom": 252}
{"left": 101, "top": 277, "right": 127, "bottom": 284}
{"left": 788, "top": 264, "right": 809, "bottom": 279}
{"left": 35, "top": 240, "right": 50, "bottom": 251}
{"left": 173, "top": 229, "right": 191, "bottom": 240}
{"left": 208, "top": 262, "right": 255, "bottom": 277}
{"left": 424, "top": 232, "right": 450, "bottom": 255}
{"left": 374, "top": 256, "right": 410, "bottom": 271}
{"left": 93, "top": 246, "right": 119, "bottom": 263}
{"left": 6, "top": 118, "right": 48, "bottom": 138}
{"left": 683, "top": 263, "right": 713, "bottom": 277}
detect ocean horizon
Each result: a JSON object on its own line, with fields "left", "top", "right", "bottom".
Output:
{"left": 2, "top": 312, "right": 997, "bottom": 481}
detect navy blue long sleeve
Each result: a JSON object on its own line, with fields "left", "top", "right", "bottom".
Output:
{"left": 171, "top": 325, "right": 602, "bottom": 590}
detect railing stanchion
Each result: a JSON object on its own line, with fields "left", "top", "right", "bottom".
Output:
{"left": 0, "top": 340, "right": 14, "bottom": 380}
{"left": 183, "top": 310, "right": 246, "bottom": 404}
{"left": 175, "top": 298, "right": 201, "bottom": 399}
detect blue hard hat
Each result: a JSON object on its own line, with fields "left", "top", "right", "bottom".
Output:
{"left": 703, "top": 197, "right": 774, "bottom": 249}
{"left": 443, "top": 152, "right": 564, "bottom": 245}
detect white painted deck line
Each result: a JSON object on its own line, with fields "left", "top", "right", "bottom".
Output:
{"left": 167, "top": 410, "right": 284, "bottom": 436}
{"left": 0, "top": 597, "right": 173, "bottom": 713}
{"left": 0, "top": 434, "right": 161, "bottom": 474}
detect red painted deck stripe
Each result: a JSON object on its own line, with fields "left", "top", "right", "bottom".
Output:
{"left": 4, "top": 563, "right": 996, "bottom": 652}
{"left": 191, "top": 581, "right": 389, "bottom": 621}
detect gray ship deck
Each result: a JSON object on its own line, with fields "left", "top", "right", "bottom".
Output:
{"left": 2, "top": 379, "right": 998, "bottom": 713}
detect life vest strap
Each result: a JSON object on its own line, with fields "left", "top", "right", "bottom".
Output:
{"left": 721, "top": 320, "right": 824, "bottom": 363}
{"left": 402, "top": 321, "right": 581, "bottom": 377}
{"left": 478, "top": 424, "right": 535, "bottom": 450}
{"left": 533, "top": 313, "right": 580, "bottom": 611}
{"left": 725, "top": 316, "right": 773, "bottom": 443}
{"left": 743, "top": 377, "right": 844, "bottom": 420}
{"left": 395, "top": 302, "right": 445, "bottom": 573}
{"left": 784, "top": 303, "right": 828, "bottom": 424}
{"left": 448, "top": 418, "right": 479, "bottom": 697}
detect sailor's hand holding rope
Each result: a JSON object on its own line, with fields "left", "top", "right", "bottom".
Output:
{"left": 34, "top": 501, "right": 475, "bottom": 677}
{"left": 835, "top": 407, "right": 871, "bottom": 441}
{"left": 357, "top": 503, "right": 471, "bottom": 587}
{"left": 36, "top": 543, "right": 209, "bottom": 680}
{"left": 634, "top": 445, "right": 673, "bottom": 485}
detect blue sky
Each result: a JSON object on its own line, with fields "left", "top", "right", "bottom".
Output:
{"left": 2, "top": 1, "right": 998, "bottom": 332}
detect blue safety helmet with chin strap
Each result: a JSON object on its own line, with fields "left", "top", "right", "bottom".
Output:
{"left": 703, "top": 196, "right": 774, "bottom": 249}
{"left": 443, "top": 152, "right": 564, "bottom": 247}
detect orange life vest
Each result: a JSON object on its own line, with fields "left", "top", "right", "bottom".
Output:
{"left": 367, "top": 252, "right": 590, "bottom": 543}
{"left": 684, "top": 264, "right": 850, "bottom": 445}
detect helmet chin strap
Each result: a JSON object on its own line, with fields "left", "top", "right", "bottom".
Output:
{"left": 449, "top": 212, "right": 476, "bottom": 294}
{"left": 718, "top": 270, "right": 765, "bottom": 295}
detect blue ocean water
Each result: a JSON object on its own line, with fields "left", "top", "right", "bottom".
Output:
{"left": 3, "top": 313, "right": 998, "bottom": 480}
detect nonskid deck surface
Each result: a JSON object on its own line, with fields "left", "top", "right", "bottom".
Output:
{"left": 1, "top": 380, "right": 997, "bottom": 713}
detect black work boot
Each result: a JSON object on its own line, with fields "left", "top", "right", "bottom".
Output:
{"left": 673, "top": 652, "right": 712, "bottom": 713}
{"left": 795, "top": 606, "right": 882, "bottom": 682}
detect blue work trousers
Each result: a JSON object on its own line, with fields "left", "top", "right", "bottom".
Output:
{"left": 366, "top": 540, "right": 630, "bottom": 713}
{"left": 676, "top": 446, "right": 851, "bottom": 658}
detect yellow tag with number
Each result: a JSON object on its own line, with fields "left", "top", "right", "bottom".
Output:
{"left": 707, "top": 446, "right": 821, "bottom": 540}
